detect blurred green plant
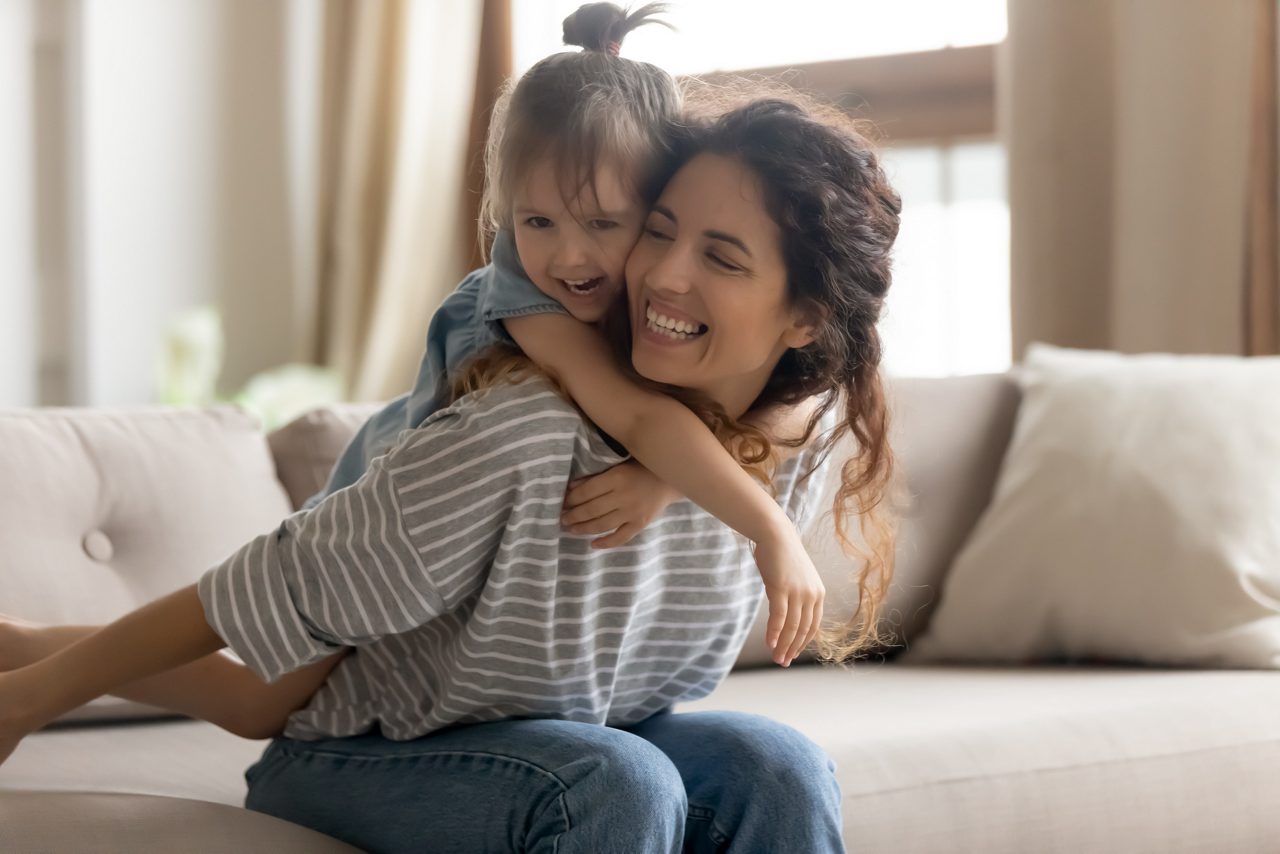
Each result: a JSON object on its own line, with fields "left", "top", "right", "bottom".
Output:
{"left": 158, "top": 305, "right": 344, "bottom": 431}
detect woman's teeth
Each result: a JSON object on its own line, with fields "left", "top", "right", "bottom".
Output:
{"left": 562, "top": 277, "right": 602, "bottom": 295}
{"left": 645, "top": 304, "right": 708, "bottom": 341}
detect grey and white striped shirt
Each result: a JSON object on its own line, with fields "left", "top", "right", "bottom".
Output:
{"left": 198, "top": 377, "right": 826, "bottom": 740}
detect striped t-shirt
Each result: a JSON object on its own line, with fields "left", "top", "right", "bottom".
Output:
{"left": 197, "top": 376, "right": 827, "bottom": 741}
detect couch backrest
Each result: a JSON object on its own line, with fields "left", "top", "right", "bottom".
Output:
{"left": 0, "top": 406, "right": 295, "bottom": 722}
{"left": 269, "top": 373, "right": 1022, "bottom": 666}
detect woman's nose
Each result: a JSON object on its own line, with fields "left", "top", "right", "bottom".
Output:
{"left": 646, "top": 249, "right": 693, "bottom": 295}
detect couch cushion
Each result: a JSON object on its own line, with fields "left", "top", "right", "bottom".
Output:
{"left": 684, "top": 664, "right": 1280, "bottom": 853}
{"left": 735, "top": 373, "right": 1020, "bottom": 668}
{"left": 0, "top": 407, "right": 294, "bottom": 722}
{"left": 267, "top": 404, "right": 383, "bottom": 510}
{"left": 2, "top": 718, "right": 266, "bottom": 806}
{"left": 906, "top": 345, "right": 1280, "bottom": 669}
{"left": 0, "top": 791, "right": 359, "bottom": 853}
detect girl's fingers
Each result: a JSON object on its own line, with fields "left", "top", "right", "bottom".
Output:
{"left": 766, "top": 597, "right": 788, "bottom": 651}
{"left": 774, "top": 598, "right": 803, "bottom": 666}
{"left": 786, "top": 600, "right": 815, "bottom": 665}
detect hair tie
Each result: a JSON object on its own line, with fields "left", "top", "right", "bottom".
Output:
{"left": 606, "top": 40, "right": 621, "bottom": 56}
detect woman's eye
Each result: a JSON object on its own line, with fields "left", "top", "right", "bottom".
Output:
{"left": 525, "top": 216, "right": 553, "bottom": 228}
{"left": 708, "top": 253, "right": 740, "bottom": 271}
{"left": 644, "top": 227, "right": 671, "bottom": 241}
{"left": 589, "top": 219, "right": 618, "bottom": 231}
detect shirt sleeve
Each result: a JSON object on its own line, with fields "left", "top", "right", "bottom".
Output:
{"left": 197, "top": 380, "right": 586, "bottom": 683}
{"left": 478, "top": 229, "right": 568, "bottom": 336}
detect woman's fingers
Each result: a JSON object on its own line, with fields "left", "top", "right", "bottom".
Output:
{"left": 591, "top": 522, "right": 639, "bottom": 549}
{"left": 563, "top": 475, "right": 615, "bottom": 510}
{"left": 567, "top": 509, "right": 627, "bottom": 536}
{"left": 560, "top": 495, "right": 617, "bottom": 527}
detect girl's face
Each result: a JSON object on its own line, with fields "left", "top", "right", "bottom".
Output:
{"left": 512, "top": 157, "right": 646, "bottom": 323}
{"left": 625, "top": 153, "right": 816, "bottom": 415}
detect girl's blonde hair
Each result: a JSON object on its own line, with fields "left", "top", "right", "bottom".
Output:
{"left": 478, "top": 3, "right": 682, "bottom": 255}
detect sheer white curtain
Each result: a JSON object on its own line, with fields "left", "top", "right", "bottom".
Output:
{"left": 293, "top": 0, "right": 485, "bottom": 402}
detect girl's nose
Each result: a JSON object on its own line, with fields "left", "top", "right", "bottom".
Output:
{"left": 552, "top": 236, "right": 590, "bottom": 269}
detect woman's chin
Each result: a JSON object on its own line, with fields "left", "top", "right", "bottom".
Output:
{"left": 631, "top": 350, "right": 689, "bottom": 388}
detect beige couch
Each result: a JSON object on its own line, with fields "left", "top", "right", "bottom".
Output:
{"left": 2, "top": 374, "right": 1278, "bottom": 853}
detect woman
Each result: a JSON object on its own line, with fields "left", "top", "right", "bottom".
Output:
{"left": 0, "top": 95, "right": 901, "bottom": 853}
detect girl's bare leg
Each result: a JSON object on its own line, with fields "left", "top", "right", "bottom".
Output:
{"left": 0, "top": 615, "right": 347, "bottom": 739}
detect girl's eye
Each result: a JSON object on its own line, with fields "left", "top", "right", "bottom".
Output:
{"left": 525, "top": 216, "right": 553, "bottom": 228}
{"left": 644, "top": 227, "right": 672, "bottom": 241}
{"left": 589, "top": 219, "right": 618, "bottom": 231}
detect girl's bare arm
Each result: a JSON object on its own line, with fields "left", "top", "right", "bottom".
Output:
{"left": 506, "top": 313, "right": 824, "bottom": 665}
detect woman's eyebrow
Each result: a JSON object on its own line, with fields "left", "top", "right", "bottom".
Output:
{"left": 652, "top": 205, "right": 677, "bottom": 223}
{"left": 706, "top": 230, "right": 752, "bottom": 258}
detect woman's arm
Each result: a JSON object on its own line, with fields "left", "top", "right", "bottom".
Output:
{"left": 0, "top": 584, "right": 222, "bottom": 763}
{"left": 506, "top": 314, "right": 824, "bottom": 665}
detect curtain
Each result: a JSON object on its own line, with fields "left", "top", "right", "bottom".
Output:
{"left": 301, "top": 0, "right": 513, "bottom": 402}
{"left": 1006, "top": 0, "right": 1278, "bottom": 358}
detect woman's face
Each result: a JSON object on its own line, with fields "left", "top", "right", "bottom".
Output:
{"left": 624, "top": 153, "right": 815, "bottom": 414}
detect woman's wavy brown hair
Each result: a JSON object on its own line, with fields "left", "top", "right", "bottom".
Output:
{"left": 456, "top": 86, "right": 902, "bottom": 663}
{"left": 678, "top": 90, "right": 903, "bottom": 662}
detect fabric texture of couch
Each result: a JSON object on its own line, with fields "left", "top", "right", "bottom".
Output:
{"left": 2, "top": 373, "right": 1277, "bottom": 853}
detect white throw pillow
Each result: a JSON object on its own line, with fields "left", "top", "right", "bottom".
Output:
{"left": 903, "top": 343, "right": 1280, "bottom": 668}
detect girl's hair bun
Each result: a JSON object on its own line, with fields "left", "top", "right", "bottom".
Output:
{"left": 562, "top": 2, "right": 671, "bottom": 54}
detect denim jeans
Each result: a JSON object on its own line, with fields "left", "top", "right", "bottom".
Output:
{"left": 244, "top": 709, "right": 845, "bottom": 854}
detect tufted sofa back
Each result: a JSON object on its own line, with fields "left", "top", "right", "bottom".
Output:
{"left": 0, "top": 407, "right": 294, "bottom": 722}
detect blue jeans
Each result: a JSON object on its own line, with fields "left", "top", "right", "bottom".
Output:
{"left": 244, "top": 709, "right": 845, "bottom": 853}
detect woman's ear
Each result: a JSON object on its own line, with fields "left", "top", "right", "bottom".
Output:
{"left": 782, "top": 301, "right": 825, "bottom": 349}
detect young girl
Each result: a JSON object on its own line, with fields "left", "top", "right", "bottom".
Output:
{"left": 0, "top": 2, "right": 823, "bottom": 741}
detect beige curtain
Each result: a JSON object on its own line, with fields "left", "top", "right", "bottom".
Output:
{"left": 1006, "top": 0, "right": 1279, "bottom": 359}
{"left": 303, "top": 0, "right": 512, "bottom": 402}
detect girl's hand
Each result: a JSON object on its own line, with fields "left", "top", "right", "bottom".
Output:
{"left": 753, "top": 526, "right": 826, "bottom": 667}
{"left": 562, "top": 462, "right": 682, "bottom": 548}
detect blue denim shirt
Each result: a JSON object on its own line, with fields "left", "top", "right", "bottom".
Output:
{"left": 303, "top": 230, "right": 566, "bottom": 509}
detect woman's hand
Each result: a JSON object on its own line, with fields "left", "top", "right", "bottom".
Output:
{"left": 753, "top": 526, "right": 826, "bottom": 667}
{"left": 562, "top": 461, "right": 682, "bottom": 548}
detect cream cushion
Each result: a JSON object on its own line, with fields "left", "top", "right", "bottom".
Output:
{"left": 905, "top": 343, "right": 1280, "bottom": 668}
{"left": 267, "top": 404, "right": 383, "bottom": 510}
{"left": 0, "top": 407, "right": 294, "bottom": 722}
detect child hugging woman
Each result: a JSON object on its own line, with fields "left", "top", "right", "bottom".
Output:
{"left": 1, "top": 4, "right": 902, "bottom": 852}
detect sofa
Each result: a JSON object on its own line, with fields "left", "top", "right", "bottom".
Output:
{"left": 2, "top": 370, "right": 1278, "bottom": 853}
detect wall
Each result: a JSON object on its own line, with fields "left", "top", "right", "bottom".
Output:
{"left": 0, "top": 0, "right": 36, "bottom": 407}
{"left": 3, "top": 0, "right": 304, "bottom": 407}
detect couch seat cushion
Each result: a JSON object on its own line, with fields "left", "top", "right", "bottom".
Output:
{"left": 1, "top": 718, "right": 264, "bottom": 806}
{"left": 0, "top": 791, "right": 359, "bottom": 853}
{"left": 683, "top": 664, "right": 1280, "bottom": 853}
